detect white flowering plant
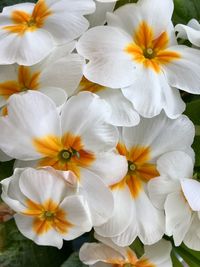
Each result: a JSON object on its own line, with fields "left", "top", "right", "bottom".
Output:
{"left": 0, "top": 0, "right": 200, "bottom": 267}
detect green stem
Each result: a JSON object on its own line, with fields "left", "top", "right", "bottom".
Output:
{"left": 195, "top": 125, "right": 200, "bottom": 136}
{"left": 174, "top": 246, "right": 200, "bottom": 266}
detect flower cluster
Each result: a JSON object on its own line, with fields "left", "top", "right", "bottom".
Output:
{"left": 0, "top": 0, "right": 200, "bottom": 266}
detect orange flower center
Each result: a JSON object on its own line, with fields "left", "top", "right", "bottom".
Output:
{"left": 3, "top": 0, "right": 52, "bottom": 35}
{"left": 79, "top": 76, "right": 105, "bottom": 94}
{"left": 111, "top": 143, "right": 159, "bottom": 198}
{"left": 124, "top": 21, "right": 180, "bottom": 73}
{"left": 0, "top": 66, "right": 41, "bottom": 100}
{"left": 33, "top": 132, "right": 95, "bottom": 178}
{"left": 23, "top": 198, "right": 73, "bottom": 235}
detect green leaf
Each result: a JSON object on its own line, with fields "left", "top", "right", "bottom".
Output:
{"left": 174, "top": 244, "right": 200, "bottom": 267}
{"left": 0, "top": 219, "right": 69, "bottom": 267}
{"left": 0, "top": 0, "right": 37, "bottom": 11}
{"left": 115, "top": 0, "right": 138, "bottom": 9}
{"left": 185, "top": 99, "right": 200, "bottom": 126}
{"left": 130, "top": 238, "right": 144, "bottom": 258}
{"left": 173, "top": 0, "right": 200, "bottom": 25}
{"left": 171, "top": 251, "right": 183, "bottom": 267}
{"left": 61, "top": 252, "right": 87, "bottom": 267}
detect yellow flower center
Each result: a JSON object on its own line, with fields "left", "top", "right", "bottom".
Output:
{"left": 111, "top": 143, "right": 159, "bottom": 198}
{"left": 33, "top": 132, "right": 95, "bottom": 178}
{"left": 124, "top": 21, "right": 181, "bottom": 73}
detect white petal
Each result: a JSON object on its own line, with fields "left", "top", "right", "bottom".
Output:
{"left": 157, "top": 151, "right": 194, "bottom": 180}
{"left": 59, "top": 195, "right": 92, "bottom": 240}
{"left": 79, "top": 243, "right": 124, "bottom": 265}
{"left": 61, "top": 92, "right": 118, "bottom": 152}
{"left": 164, "top": 192, "right": 191, "bottom": 246}
{"left": 112, "top": 190, "right": 165, "bottom": 246}
{"left": 43, "top": 0, "right": 95, "bottom": 44}
{"left": 87, "top": 1, "right": 115, "bottom": 27}
{"left": 181, "top": 179, "right": 200, "bottom": 211}
{"left": 19, "top": 167, "right": 71, "bottom": 204}
{"left": 148, "top": 177, "right": 180, "bottom": 209}
{"left": 163, "top": 45, "right": 200, "bottom": 94}
{"left": 0, "top": 30, "right": 54, "bottom": 66}
{"left": 39, "top": 87, "right": 68, "bottom": 107}
{"left": 79, "top": 168, "right": 114, "bottom": 226}
{"left": 76, "top": 26, "right": 135, "bottom": 88}
{"left": 175, "top": 19, "right": 200, "bottom": 47}
{"left": 98, "top": 88, "right": 140, "bottom": 127}
{"left": 95, "top": 185, "right": 133, "bottom": 237}
{"left": 87, "top": 152, "right": 128, "bottom": 186}
{"left": 14, "top": 214, "right": 63, "bottom": 248}
{"left": 143, "top": 239, "right": 172, "bottom": 266}
{"left": 108, "top": 0, "right": 173, "bottom": 38}
{"left": 184, "top": 213, "right": 200, "bottom": 250}
{"left": 0, "top": 91, "right": 61, "bottom": 160}
{"left": 121, "top": 68, "right": 166, "bottom": 118}
{"left": 40, "top": 54, "right": 84, "bottom": 96}
{"left": 122, "top": 113, "right": 195, "bottom": 161}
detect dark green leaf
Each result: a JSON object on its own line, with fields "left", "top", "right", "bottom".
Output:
{"left": 173, "top": 0, "right": 200, "bottom": 25}
{"left": 61, "top": 252, "right": 87, "bottom": 267}
{"left": 115, "top": 0, "right": 138, "bottom": 9}
{"left": 0, "top": 0, "right": 37, "bottom": 11}
{"left": 0, "top": 219, "right": 69, "bottom": 267}
{"left": 0, "top": 160, "right": 15, "bottom": 182}
{"left": 185, "top": 99, "right": 200, "bottom": 126}
{"left": 171, "top": 251, "right": 183, "bottom": 267}
{"left": 130, "top": 238, "right": 144, "bottom": 258}
{"left": 174, "top": 244, "right": 200, "bottom": 267}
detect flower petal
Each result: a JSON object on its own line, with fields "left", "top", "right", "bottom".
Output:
{"left": 181, "top": 179, "right": 200, "bottom": 211}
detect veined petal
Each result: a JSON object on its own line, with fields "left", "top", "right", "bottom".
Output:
{"left": 76, "top": 26, "right": 135, "bottom": 88}
{"left": 39, "top": 87, "right": 68, "bottom": 107}
{"left": 143, "top": 239, "right": 172, "bottom": 266}
{"left": 95, "top": 185, "right": 133, "bottom": 237}
{"left": 0, "top": 91, "right": 61, "bottom": 160}
{"left": 181, "top": 179, "right": 200, "bottom": 211}
{"left": 59, "top": 195, "right": 92, "bottom": 240}
{"left": 0, "top": 149, "right": 13, "bottom": 162}
{"left": 184, "top": 213, "right": 200, "bottom": 250}
{"left": 18, "top": 168, "right": 73, "bottom": 204}
{"left": 39, "top": 54, "right": 84, "bottom": 96}
{"left": 79, "top": 168, "right": 114, "bottom": 226}
{"left": 15, "top": 214, "right": 63, "bottom": 248}
{"left": 165, "top": 192, "right": 191, "bottom": 246}
{"left": 156, "top": 151, "right": 194, "bottom": 180}
{"left": 61, "top": 92, "right": 118, "bottom": 152}
{"left": 79, "top": 243, "right": 125, "bottom": 265}
{"left": 87, "top": 152, "right": 128, "bottom": 186}
{"left": 163, "top": 45, "right": 200, "bottom": 94}
{"left": 122, "top": 113, "right": 194, "bottom": 161}
{"left": 98, "top": 88, "right": 140, "bottom": 127}
{"left": 43, "top": 0, "right": 95, "bottom": 44}
{"left": 148, "top": 177, "right": 180, "bottom": 210}
{"left": 0, "top": 30, "right": 54, "bottom": 66}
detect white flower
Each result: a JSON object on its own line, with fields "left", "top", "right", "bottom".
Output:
{"left": 175, "top": 19, "right": 200, "bottom": 47}
{"left": 77, "top": 0, "right": 200, "bottom": 118}
{"left": 1, "top": 167, "right": 92, "bottom": 248}
{"left": 80, "top": 233, "right": 172, "bottom": 267}
{"left": 0, "top": 90, "right": 127, "bottom": 226}
{"left": 148, "top": 151, "right": 200, "bottom": 250}
{"left": 95, "top": 113, "right": 194, "bottom": 246}
{"left": 0, "top": 42, "right": 84, "bottom": 108}
{"left": 77, "top": 77, "right": 140, "bottom": 127}
{"left": 0, "top": 0, "right": 95, "bottom": 65}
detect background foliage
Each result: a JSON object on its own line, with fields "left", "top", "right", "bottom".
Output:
{"left": 0, "top": 0, "right": 200, "bottom": 266}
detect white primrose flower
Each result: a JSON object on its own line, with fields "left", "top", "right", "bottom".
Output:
{"left": 0, "top": 90, "right": 128, "bottom": 226}
{"left": 1, "top": 167, "right": 92, "bottom": 249}
{"left": 0, "top": 42, "right": 84, "bottom": 108}
{"left": 175, "top": 19, "right": 200, "bottom": 47}
{"left": 148, "top": 151, "right": 200, "bottom": 251}
{"left": 77, "top": 76, "right": 140, "bottom": 127}
{"left": 94, "top": 113, "right": 195, "bottom": 246}
{"left": 80, "top": 233, "right": 172, "bottom": 267}
{"left": 0, "top": 0, "right": 95, "bottom": 65}
{"left": 77, "top": 0, "right": 200, "bottom": 119}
